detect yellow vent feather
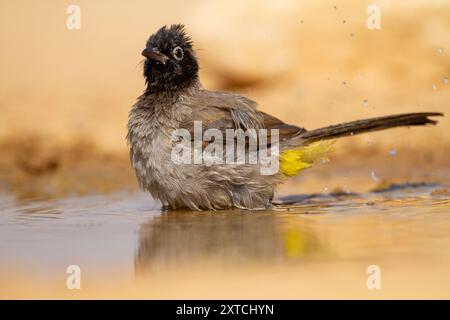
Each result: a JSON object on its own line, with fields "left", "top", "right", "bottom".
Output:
{"left": 280, "top": 141, "right": 335, "bottom": 177}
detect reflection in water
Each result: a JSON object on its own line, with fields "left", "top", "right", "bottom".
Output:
{"left": 0, "top": 180, "right": 449, "bottom": 298}
{"left": 136, "top": 210, "right": 323, "bottom": 274}
{"left": 135, "top": 183, "right": 450, "bottom": 275}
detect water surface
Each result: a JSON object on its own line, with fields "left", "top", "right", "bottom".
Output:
{"left": 1, "top": 180, "right": 449, "bottom": 299}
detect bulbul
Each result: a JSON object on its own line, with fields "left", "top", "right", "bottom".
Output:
{"left": 127, "top": 24, "right": 442, "bottom": 211}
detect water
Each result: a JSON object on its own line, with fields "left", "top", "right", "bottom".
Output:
{"left": 1, "top": 180, "right": 450, "bottom": 298}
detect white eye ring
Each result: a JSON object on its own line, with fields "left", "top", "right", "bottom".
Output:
{"left": 172, "top": 46, "right": 184, "bottom": 61}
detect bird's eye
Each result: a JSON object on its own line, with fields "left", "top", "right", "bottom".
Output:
{"left": 172, "top": 46, "right": 184, "bottom": 61}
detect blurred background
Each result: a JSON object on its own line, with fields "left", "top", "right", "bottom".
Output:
{"left": 1, "top": 0, "right": 450, "bottom": 300}
{"left": 0, "top": 0, "right": 449, "bottom": 196}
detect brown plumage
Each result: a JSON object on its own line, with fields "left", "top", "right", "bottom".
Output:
{"left": 127, "top": 25, "right": 443, "bottom": 211}
{"left": 298, "top": 112, "right": 442, "bottom": 144}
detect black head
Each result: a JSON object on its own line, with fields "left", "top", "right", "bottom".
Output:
{"left": 142, "top": 24, "right": 199, "bottom": 94}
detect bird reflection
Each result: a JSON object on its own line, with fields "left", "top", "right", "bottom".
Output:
{"left": 135, "top": 209, "right": 323, "bottom": 274}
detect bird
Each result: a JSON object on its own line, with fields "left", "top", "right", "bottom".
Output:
{"left": 127, "top": 24, "right": 443, "bottom": 211}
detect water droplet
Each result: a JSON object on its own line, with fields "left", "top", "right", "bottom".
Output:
{"left": 324, "top": 186, "right": 329, "bottom": 192}
{"left": 443, "top": 77, "right": 449, "bottom": 85}
{"left": 363, "top": 99, "right": 368, "bottom": 107}
{"left": 371, "top": 171, "right": 380, "bottom": 182}
{"left": 432, "top": 83, "right": 437, "bottom": 90}
{"left": 389, "top": 149, "right": 397, "bottom": 157}
{"left": 437, "top": 47, "right": 444, "bottom": 54}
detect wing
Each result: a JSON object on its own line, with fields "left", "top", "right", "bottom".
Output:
{"left": 179, "top": 90, "right": 306, "bottom": 143}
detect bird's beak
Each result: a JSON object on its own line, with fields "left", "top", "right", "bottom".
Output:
{"left": 142, "top": 48, "right": 168, "bottom": 65}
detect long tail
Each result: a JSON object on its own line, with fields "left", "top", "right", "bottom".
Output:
{"left": 299, "top": 112, "right": 443, "bottom": 144}
{"left": 279, "top": 112, "right": 443, "bottom": 177}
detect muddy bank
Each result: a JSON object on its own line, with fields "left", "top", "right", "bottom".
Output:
{"left": 0, "top": 134, "right": 448, "bottom": 201}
